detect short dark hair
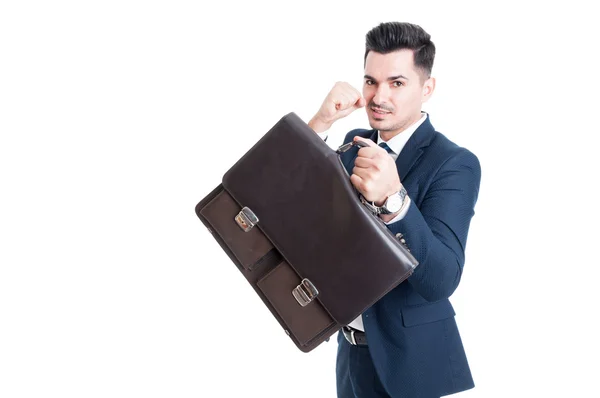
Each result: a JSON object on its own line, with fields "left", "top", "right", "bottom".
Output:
{"left": 364, "top": 22, "right": 435, "bottom": 81}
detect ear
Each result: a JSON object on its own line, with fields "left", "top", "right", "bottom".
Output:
{"left": 421, "top": 76, "right": 436, "bottom": 103}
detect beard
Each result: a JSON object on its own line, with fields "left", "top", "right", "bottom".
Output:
{"left": 368, "top": 114, "right": 411, "bottom": 133}
{"left": 368, "top": 100, "right": 407, "bottom": 132}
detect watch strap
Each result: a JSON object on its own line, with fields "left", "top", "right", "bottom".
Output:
{"left": 360, "top": 186, "right": 407, "bottom": 215}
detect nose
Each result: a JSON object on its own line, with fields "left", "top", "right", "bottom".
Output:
{"left": 372, "top": 84, "right": 391, "bottom": 107}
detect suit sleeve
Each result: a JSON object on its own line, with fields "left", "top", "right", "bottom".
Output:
{"left": 385, "top": 148, "right": 481, "bottom": 302}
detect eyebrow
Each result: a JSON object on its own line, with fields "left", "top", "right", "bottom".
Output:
{"left": 364, "top": 74, "right": 409, "bottom": 82}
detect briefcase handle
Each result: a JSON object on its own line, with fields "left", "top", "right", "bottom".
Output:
{"left": 335, "top": 140, "right": 368, "bottom": 154}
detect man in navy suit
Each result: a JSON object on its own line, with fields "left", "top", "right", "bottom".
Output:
{"left": 308, "top": 22, "right": 481, "bottom": 397}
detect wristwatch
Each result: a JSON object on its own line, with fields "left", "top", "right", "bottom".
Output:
{"left": 361, "top": 186, "right": 408, "bottom": 215}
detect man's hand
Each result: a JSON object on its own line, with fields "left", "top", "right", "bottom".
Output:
{"left": 308, "top": 82, "right": 366, "bottom": 133}
{"left": 350, "top": 136, "right": 402, "bottom": 206}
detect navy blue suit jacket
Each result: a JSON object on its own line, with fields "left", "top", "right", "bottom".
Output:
{"left": 337, "top": 114, "right": 481, "bottom": 397}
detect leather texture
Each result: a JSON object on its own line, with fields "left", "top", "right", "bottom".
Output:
{"left": 195, "top": 112, "right": 419, "bottom": 352}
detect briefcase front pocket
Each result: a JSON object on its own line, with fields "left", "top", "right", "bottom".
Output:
{"left": 200, "top": 189, "right": 274, "bottom": 271}
{"left": 257, "top": 260, "right": 336, "bottom": 347}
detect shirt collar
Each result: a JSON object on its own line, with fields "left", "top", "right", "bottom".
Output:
{"left": 376, "top": 112, "right": 428, "bottom": 156}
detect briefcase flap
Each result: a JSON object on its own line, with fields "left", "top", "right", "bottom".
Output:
{"left": 221, "top": 112, "right": 418, "bottom": 325}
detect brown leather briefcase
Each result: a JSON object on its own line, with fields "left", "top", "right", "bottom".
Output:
{"left": 195, "top": 112, "right": 418, "bottom": 352}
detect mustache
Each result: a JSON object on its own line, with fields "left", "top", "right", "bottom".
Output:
{"left": 368, "top": 101, "right": 394, "bottom": 113}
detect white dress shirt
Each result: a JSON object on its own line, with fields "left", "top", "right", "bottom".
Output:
{"left": 316, "top": 112, "right": 428, "bottom": 331}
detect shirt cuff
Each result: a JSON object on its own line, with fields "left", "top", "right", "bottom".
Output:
{"left": 384, "top": 196, "right": 411, "bottom": 225}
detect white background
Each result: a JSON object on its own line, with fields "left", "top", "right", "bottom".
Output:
{"left": 1, "top": 1, "right": 599, "bottom": 397}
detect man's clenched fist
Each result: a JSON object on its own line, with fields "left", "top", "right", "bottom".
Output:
{"left": 350, "top": 136, "right": 402, "bottom": 206}
{"left": 308, "top": 82, "right": 366, "bottom": 133}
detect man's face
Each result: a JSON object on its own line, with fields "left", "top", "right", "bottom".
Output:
{"left": 363, "top": 49, "right": 433, "bottom": 136}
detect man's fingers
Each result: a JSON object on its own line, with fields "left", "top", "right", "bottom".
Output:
{"left": 337, "top": 91, "right": 361, "bottom": 111}
{"left": 350, "top": 174, "right": 364, "bottom": 192}
{"left": 352, "top": 166, "right": 373, "bottom": 182}
{"left": 320, "top": 82, "right": 366, "bottom": 125}
{"left": 346, "top": 90, "right": 365, "bottom": 109}
{"left": 353, "top": 157, "right": 376, "bottom": 169}
{"left": 354, "top": 136, "right": 391, "bottom": 159}
{"left": 353, "top": 141, "right": 379, "bottom": 160}
{"left": 351, "top": 171, "right": 375, "bottom": 196}
{"left": 353, "top": 136, "right": 377, "bottom": 147}
{"left": 341, "top": 93, "right": 355, "bottom": 110}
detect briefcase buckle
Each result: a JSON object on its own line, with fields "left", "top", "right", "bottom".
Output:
{"left": 292, "top": 278, "right": 319, "bottom": 307}
{"left": 235, "top": 207, "right": 259, "bottom": 232}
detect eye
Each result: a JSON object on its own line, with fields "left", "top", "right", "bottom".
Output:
{"left": 365, "top": 79, "right": 375, "bottom": 85}
{"left": 392, "top": 81, "right": 404, "bottom": 87}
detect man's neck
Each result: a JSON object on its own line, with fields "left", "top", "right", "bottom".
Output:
{"left": 379, "top": 112, "right": 424, "bottom": 142}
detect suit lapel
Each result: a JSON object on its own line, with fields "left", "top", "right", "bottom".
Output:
{"left": 394, "top": 115, "right": 436, "bottom": 181}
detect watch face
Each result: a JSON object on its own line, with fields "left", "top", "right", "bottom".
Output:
{"left": 385, "top": 193, "right": 403, "bottom": 213}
